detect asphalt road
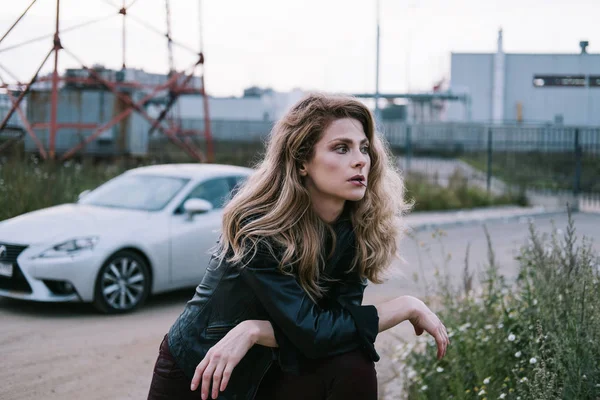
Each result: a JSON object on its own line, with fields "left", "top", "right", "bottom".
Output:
{"left": 1, "top": 212, "right": 598, "bottom": 400}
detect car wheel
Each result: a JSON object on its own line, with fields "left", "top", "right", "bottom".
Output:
{"left": 93, "top": 250, "right": 151, "bottom": 314}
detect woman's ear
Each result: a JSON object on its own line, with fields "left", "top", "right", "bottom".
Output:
{"left": 298, "top": 163, "right": 308, "bottom": 177}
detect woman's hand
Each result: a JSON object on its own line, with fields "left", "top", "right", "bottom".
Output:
{"left": 190, "top": 320, "right": 277, "bottom": 399}
{"left": 407, "top": 297, "right": 450, "bottom": 360}
{"left": 190, "top": 321, "right": 257, "bottom": 400}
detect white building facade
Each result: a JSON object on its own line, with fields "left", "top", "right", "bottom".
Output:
{"left": 447, "top": 31, "right": 600, "bottom": 126}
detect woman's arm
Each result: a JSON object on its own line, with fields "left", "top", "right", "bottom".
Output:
{"left": 245, "top": 319, "right": 278, "bottom": 347}
{"left": 245, "top": 295, "right": 448, "bottom": 358}
{"left": 244, "top": 296, "right": 413, "bottom": 344}
{"left": 376, "top": 295, "right": 417, "bottom": 332}
{"left": 191, "top": 296, "right": 448, "bottom": 399}
{"left": 239, "top": 241, "right": 378, "bottom": 359}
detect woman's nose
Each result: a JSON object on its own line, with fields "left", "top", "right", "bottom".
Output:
{"left": 352, "top": 152, "right": 368, "bottom": 168}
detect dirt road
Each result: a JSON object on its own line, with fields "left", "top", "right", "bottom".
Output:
{"left": 2, "top": 212, "right": 598, "bottom": 400}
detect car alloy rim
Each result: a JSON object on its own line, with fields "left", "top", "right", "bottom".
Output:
{"left": 101, "top": 257, "right": 145, "bottom": 310}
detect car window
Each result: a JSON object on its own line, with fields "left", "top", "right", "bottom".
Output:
{"left": 185, "top": 178, "right": 232, "bottom": 210}
{"left": 228, "top": 175, "right": 248, "bottom": 198}
{"left": 79, "top": 174, "right": 189, "bottom": 211}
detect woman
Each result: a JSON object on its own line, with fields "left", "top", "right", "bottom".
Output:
{"left": 147, "top": 94, "right": 449, "bottom": 400}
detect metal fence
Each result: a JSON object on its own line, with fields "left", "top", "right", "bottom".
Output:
{"left": 156, "top": 120, "right": 600, "bottom": 211}
{"left": 381, "top": 122, "right": 600, "bottom": 212}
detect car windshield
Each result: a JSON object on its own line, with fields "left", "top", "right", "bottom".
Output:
{"left": 79, "top": 174, "right": 190, "bottom": 211}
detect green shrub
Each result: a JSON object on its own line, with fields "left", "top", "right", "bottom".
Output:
{"left": 1, "top": 157, "right": 525, "bottom": 223}
{"left": 0, "top": 156, "right": 125, "bottom": 222}
{"left": 404, "top": 170, "right": 527, "bottom": 212}
{"left": 399, "top": 211, "right": 600, "bottom": 399}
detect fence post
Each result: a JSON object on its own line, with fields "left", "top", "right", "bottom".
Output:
{"left": 405, "top": 124, "right": 412, "bottom": 171}
{"left": 487, "top": 127, "right": 492, "bottom": 194}
{"left": 574, "top": 128, "right": 582, "bottom": 197}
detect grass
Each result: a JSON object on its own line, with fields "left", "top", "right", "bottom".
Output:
{"left": 404, "top": 170, "right": 527, "bottom": 212}
{"left": 461, "top": 151, "right": 600, "bottom": 194}
{"left": 0, "top": 151, "right": 525, "bottom": 222}
{"left": 396, "top": 209, "right": 600, "bottom": 399}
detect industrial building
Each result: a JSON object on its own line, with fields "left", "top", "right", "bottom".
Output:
{"left": 447, "top": 30, "right": 600, "bottom": 126}
{"left": 6, "top": 65, "right": 304, "bottom": 157}
{"left": 167, "top": 86, "right": 304, "bottom": 123}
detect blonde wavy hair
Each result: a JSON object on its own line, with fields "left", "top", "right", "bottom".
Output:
{"left": 217, "top": 93, "right": 411, "bottom": 302}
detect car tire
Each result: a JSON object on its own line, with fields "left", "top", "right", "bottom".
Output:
{"left": 93, "top": 250, "right": 151, "bottom": 314}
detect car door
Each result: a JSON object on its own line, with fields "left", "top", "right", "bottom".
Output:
{"left": 169, "top": 177, "right": 234, "bottom": 285}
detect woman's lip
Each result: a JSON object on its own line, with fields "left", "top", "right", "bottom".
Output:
{"left": 349, "top": 180, "right": 367, "bottom": 187}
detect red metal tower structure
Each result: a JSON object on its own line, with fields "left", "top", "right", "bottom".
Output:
{"left": 0, "top": 0, "right": 213, "bottom": 162}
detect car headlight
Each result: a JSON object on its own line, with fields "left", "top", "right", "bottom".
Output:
{"left": 37, "top": 237, "right": 99, "bottom": 258}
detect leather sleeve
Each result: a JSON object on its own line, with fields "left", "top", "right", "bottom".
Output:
{"left": 239, "top": 241, "right": 379, "bottom": 360}
{"left": 333, "top": 272, "right": 380, "bottom": 362}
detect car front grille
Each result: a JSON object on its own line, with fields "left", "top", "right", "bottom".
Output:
{"left": 0, "top": 242, "right": 32, "bottom": 294}
{"left": 0, "top": 264, "right": 32, "bottom": 293}
{"left": 0, "top": 242, "right": 28, "bottom": 263}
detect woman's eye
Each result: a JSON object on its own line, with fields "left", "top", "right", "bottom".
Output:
{"left": 361, "top": 146, "right": 370, "bottom": 154}
{"left": 335, "top": 146, "right": 348, "bottom": 154}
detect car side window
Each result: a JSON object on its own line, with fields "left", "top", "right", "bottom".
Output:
{"left": 228, "top": 175, "right": 248, "bottom": 198}
{"left": 185, "top": 178, "right": 232, "bottom": 210}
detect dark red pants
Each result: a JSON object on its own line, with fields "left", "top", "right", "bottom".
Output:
{"left": 147, "top": 335, "right": 377, "bottom": 400}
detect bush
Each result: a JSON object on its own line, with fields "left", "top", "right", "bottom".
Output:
{"left": 398, "top": 210, "right": 600, "bottom": 399}
{"left": 0, "top": 157, "right": 525, "bottom": 223}
{"left": 404, "top": 170, "right": 527, "bottom": 212}
{"left": 0, "top": 156, "right": 125, "bottom": 222}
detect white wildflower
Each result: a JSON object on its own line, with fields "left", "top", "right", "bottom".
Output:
{"left": 499, "top": 394, "right": 506, "bottom": 399}
{"left": 508, "top": 333, "right": 516, "bottom": 342}
{"left": 529, "top": 357, "right": 537, "bottom": 364}
{"left": 485, "top": 324, "right": 493, "bottom": 330}
{"left": 498, "top": 323, "right": 504, "bottom": 329}
{"left": 520, "top": 377, "right": 528, "bottom": 383}
{"left": 483, "top": 377, "right": 491, "bottom": 385}
{"left": 478, "top": 389, "right": 486, "bottom": 396}
{"left": 420, "top": 385, "right": 428, "bottom": 391}
{"left": 437, "top": 367, "right": 444, "bottom": 373}
{"left": 515, "top": 351, "right": 522, "bottom": 358}
{"left": 533, "top": 299, "right": 538, "bottom": 306}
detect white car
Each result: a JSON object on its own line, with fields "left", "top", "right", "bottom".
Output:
{"left": 0, "top": 163, "right": 253, "bottom": 313}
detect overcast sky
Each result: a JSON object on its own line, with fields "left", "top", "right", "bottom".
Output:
{"left": 1, "top": 0, "right": 598, "bottom": 97}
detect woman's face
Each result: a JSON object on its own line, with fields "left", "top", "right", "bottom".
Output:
{"left": 300, "top": 118, "right": 371, "bottom": 209}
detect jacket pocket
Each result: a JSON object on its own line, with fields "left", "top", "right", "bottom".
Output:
{"left": 204, "top": 323, "right": 236, "bottom": 340}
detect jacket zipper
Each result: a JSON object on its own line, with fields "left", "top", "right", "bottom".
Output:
{"left": 205, "top": 325, "right": 234, "bottom": 334}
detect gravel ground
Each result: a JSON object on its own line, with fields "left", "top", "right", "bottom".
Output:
{"left": 2, "top": 211, "right": 598, "bottom": 400}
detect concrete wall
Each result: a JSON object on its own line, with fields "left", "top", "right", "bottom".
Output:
{"left": 504, "top": 54, "right": 600, "bottom": 125}
{"left": 448, "top": 52, "right": 600, "bottom": 126}
{"left": 447, "top": 53, "right": 494, "bottom": 122}
{"left": 24, "top": 90, "right": 149, "bottom": 156}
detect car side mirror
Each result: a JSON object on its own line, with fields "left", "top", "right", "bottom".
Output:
{"left": 78, "top": 189, "right": 91, "bottom": 201}
{"left": 183, "top": 198, "right": 213, "bottom": 216}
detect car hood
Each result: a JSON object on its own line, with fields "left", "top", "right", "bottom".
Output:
{"left": 0, "top": 203, "right": 154, "bottom": 246}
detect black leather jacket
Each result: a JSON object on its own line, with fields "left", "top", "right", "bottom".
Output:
{"left": 167, "top": 216, "right": 380, "bottom": 400}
